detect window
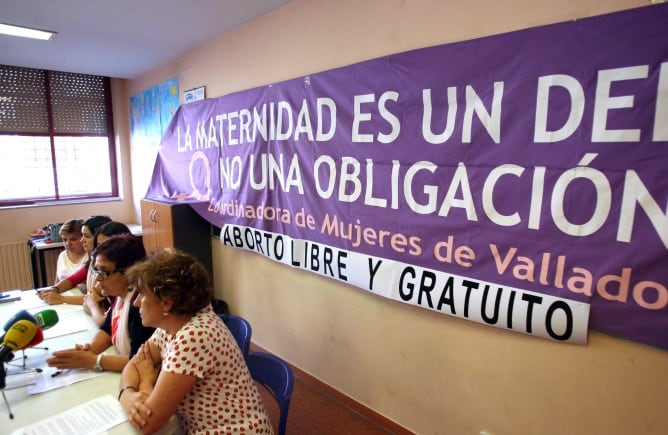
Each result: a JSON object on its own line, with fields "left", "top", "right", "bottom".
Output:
{"left": 0, "top": 65, "right": 117, "bottom": 206}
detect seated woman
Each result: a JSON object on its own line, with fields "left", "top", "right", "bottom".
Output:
{"left": 119, "top": 249, "right": 272, "bottom": 434}
{"left": 40, "top": 215, "right": 112, "bottom": 306}
{"left": 47, "top": 234, "right": 155, "bottom": 372}
{"left": 54, "top": 218, "right": 88, "bottom": 289}
{"left": 82, "top": 221, "right": 132, "bottom": 325}
{"left": 41, "top": 219, "right": 132, "bottom": 327}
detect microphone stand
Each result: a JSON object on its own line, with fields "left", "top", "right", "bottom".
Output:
{"left": 1, "top": 361, "right": 15, "bottom": 419}
{"left": 5, "top": 333, "right": 48, "bottom": 375}
{"left": 6, "top": 349, "right": 43, "bottom": 374}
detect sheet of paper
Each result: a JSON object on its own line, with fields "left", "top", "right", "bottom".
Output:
{"left": 15, "top": 290, "right": 49, "bottom": 310}
{"left": 42, "top": 313, "right": 89, "bottom": 339}
{"left": 10, "top": 394, "right": 128, "bottom": 435}
{"left": 17, "top": 289, "right": 86, "bottom": 312}
{"left": 28, "top": 367, "right": 105, "bottom": 394}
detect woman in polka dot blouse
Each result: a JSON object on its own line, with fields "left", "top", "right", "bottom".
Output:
{"left": 119, "top": 249, "right": 273, "bottom": 434}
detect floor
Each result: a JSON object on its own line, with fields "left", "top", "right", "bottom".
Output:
{"left": 250, "top": 345, "right": 405, "bottom": 435}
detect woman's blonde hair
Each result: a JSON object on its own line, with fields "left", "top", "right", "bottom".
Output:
{"left": 60, "top": 218, "right": 84, "bottom": 237}
{"left": 127, "top": 249, "right": 212, "bottom": 315}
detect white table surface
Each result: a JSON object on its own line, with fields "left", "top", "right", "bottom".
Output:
{"left": 0, "top": 290, "right": 138, "bottom": 434}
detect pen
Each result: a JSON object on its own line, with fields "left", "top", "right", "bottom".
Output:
{"left": 51, "top": 370, "right": 63, "bottom": 377}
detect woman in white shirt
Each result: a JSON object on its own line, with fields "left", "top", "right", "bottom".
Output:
{"left": 54, "top": 218, "right": 88, "bottom": 288}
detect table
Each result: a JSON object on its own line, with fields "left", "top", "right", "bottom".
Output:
{"left": 28, "top": 224, "right": 143, "bottom": 289}
{"left": 0, "top": 290, "right": 137, "bottom": 434}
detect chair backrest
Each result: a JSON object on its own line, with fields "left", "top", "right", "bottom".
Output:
{"left": 220, "top": 314, "right": 252, "bottom": 357}
{"left": 246, "top": 352, "right": 294, "bottom": 435}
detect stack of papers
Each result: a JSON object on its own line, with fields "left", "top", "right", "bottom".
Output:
{"left": 0, "top": 290, "right": 22, "bottom": 304}
{"left": 10, "top": 394, "right": 128, "bottom": 435}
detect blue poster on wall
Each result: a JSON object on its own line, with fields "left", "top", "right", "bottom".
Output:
{"left": 130, "top": 77, "right": 179, "bottom": 149}
{"left": 130, "top": 77, "right": 179, "bottom": 196}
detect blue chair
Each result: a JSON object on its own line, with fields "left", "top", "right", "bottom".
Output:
{"left": 246, "top": 352, "right": 294, "bottom": 435}
{"left": 220, "top": 313, "right": 252, "bottom": 357}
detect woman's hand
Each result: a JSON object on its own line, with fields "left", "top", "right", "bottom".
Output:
{"left": 47, "top": 345, "right": 96, "bottom": 370}
{"left": 90, "top": 283, "right": 105, "bottom": 302}
{"left": 120, "top": 389, "right": 153, "bottom": 431}
{"left": 83, "top": 290, "right": 101, "bottom": 311}
{"left": 133, "top": 344, "right": 159, "bottom": 387}
{"left": 37, "top": 286, "right": 57, "bottom": 295}
{"left": 82, "top": 293, "right": 92, "bottom": 314}
{"left": 41, "top": 291, "right": 65, "bottom": 305}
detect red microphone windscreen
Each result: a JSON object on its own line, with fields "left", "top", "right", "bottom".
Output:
{"left": 25, "top": 326, "right": 44, "bottom": 348}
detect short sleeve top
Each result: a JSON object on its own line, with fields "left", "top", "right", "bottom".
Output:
{"left": 55, "top": 251, "right": 88, "bottom": 289}
{"left": 150, "top": 306, "right": 273, "bottom": 434}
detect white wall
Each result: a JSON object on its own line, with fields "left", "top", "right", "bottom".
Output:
{"left": 127, "top": 1, "right": 668, "bottom": 434}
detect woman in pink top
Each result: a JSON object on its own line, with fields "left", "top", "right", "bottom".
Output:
{"left": 39, "top": 215, "right": 111, "bottom": 307}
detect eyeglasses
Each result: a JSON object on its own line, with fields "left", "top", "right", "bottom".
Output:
{"left": 91, "top": 266, "right": 122, "bottom": 280}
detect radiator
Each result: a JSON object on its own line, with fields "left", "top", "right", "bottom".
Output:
{"left": 0, "top": 240, "right": 34, "bottom": 291}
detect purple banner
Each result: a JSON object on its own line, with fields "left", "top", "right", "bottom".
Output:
{"left": 147, "top": 5, "right": 668, "bottom": 349}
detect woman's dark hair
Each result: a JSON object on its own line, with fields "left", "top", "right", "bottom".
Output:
{"left": 83, "top": 215, "right": 112, "bottom": 235}
{"left": 127, "top": 249, "right": 212, "bottom": 315}
{"left": 82, "top": 216, "right": 112, "bottom": 269}
{"left": 94, "top": 221, "right": 131, "bottom": 248}
{"left": 93, "top": 234, "right": 146, "bottom": 272}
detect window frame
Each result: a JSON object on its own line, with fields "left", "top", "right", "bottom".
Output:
{"left": 0, "top": 66, "right": 118, "bottom": 207}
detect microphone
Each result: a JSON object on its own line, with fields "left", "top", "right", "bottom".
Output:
{"left": 32, "top": 309, "right": 59, "bottom": 330}
{"left": 0, "top": 320, "right": 38, "bottom": 363}
{"left": 26, "top": 326, "right": 44, "bottom": 348}
{"left": 2, "top": 309, "right": 36, "bottom": 331}
{"left": 0, "top": 309, "right": 57, "bottom": 342}
{"left": 1, "top": 310, "right": 37, "bottom": 343}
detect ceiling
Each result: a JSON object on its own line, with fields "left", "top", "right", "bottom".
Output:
{"left": 0, "top": 0, "right": 293, "bottom": 79}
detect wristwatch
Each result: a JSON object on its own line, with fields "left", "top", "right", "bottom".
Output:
{"left": 93, "top": 353, "right": 104, "bottom": 372}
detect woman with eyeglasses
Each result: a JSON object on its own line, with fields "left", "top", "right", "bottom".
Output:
{"left": 47, "top": 234, "right": 155, "bottom": 373}
{"left": 82, "top": 221, "right": 132, "bottom": 325}
{"left": 40, "top": 219, "right": 132, "bottom": 327}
